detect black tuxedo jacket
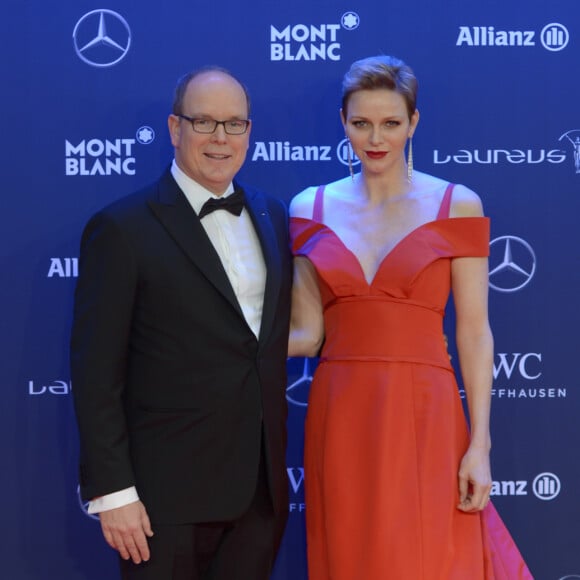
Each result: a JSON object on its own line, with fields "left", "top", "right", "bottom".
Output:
{"left": 71, "top": 169, "right": 292, "bottom": 524}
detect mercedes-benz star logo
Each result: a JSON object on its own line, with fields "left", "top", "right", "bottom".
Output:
{"left": 286, "top": 358, "right": 316, "bottom": 407}
{"left": 77, "top": 485, "right": 99, "bottom": 521}
{"left": 73, "top": 9, "right": 131, "bottom": 68}
{"left": 489, "top": 235, "right": 536, "bottom": 293}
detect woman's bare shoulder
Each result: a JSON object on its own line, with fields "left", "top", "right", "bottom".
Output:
{"left": 449, "top": 183, "right": 484, "bottom": 218}
{"left": 289, "top": 186, "right": 318, "bottom": 219}
{"left": 289, "top": 178, "right": 349, "bottom": 218}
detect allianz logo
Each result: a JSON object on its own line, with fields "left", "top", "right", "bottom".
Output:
{"left": 456, "top": 23, "right": 569, "bottom": 51}
{"left": 48, "top": 257, "right": 78, "bottom": 278}
{"left": 492, "top": 473, "right": 561, "bottom": 501}
{"left": 457, "top": 26, "right": 535, "bottom": 47}
{"left": 252, "top": 141, "right": 333, "bottom": 162}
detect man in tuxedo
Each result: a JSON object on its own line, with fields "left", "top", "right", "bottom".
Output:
{"left": 71, "top": 67, "right": 292, "bottom": 579}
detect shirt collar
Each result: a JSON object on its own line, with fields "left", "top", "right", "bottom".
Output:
{"left": 170, "top": 160, "right": 235, "bottom": 215}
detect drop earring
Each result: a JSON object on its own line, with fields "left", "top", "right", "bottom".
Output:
{"left": 347, "top": 139, "right": 354, "bottom": 181}
{"left": 407, "top": 137, "right": 413, "bottom": 182}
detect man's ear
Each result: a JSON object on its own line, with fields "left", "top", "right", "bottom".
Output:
{"left": 168, "top": 114, "right": 181, "bottom": 148}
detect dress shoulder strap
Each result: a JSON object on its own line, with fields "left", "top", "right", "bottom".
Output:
{"left": 436, "top": 183, "right": 455, "bottom": 220}
{"left": 313, "top": 185, "right": 325, "bottom": 221}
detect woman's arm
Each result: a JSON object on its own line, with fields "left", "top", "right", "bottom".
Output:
{"left": 450, "top": 185, "right": 493, "bottom": 512}
{"left": 287, "top": 188, "right": 325, "bottom": 357}
{"left": 288, "top": 256, "right": 324, "bottom": 357}
{"left": 452, "top": 254, "right": 494, "bottom": 512}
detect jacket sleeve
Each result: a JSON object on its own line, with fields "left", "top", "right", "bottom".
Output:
{"left": 70, "top": 210, "right": 138, "bottom": 500}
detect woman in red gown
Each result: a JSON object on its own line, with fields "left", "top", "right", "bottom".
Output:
{"left": 288, "top": 55, "right": 533, "bottom": 579}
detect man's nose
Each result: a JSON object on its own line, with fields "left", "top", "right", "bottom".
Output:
{"left": 211, "top": 122, "right": 228, "bottom": 141}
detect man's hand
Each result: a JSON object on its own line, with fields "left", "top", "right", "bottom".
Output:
{"left": 99, "top": 501, "right": 154, "bottom": 564}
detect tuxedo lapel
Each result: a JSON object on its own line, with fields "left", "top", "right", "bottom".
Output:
{"left": 147, "top": 171, "right": 244, "bottom": 318}
{"left": 242, "top": 184, "right": 283, "bottom": 345}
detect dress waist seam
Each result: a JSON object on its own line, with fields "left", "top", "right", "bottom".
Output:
{"left": 319, "top": 355, "right": 453, "bottom": 371}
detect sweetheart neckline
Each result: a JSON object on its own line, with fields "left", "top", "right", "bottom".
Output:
{"left": 291, "top": 216, "right": 485, "bottom": 286}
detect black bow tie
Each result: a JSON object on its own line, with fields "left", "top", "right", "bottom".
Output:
{"left": 198, "top": 189, "right": 245, "bottom": 219}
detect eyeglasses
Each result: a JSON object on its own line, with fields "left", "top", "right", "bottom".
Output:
{"left": 177, "top": 114, "right": 250, "bottom": 135}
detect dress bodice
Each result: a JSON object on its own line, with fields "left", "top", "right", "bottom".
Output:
{"left": 290, "top": 187, "right": 489, "bottom": 368}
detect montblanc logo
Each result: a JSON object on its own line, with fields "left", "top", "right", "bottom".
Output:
{"left": 270, "top": 11, "right": 359, "bottom": 61}
{"left": 65, "top": 126, "right": 155, "bottom": 176}
{"left": 456, "top": 22, "right": 569, "bottom": 51}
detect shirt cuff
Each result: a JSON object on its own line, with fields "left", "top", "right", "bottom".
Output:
{"left": 87, "top": 486, "right": 140, "bottom": 514}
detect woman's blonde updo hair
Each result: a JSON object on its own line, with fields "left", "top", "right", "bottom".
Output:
{"left": 341, "top": 55, "right": 418, "bottom": 120}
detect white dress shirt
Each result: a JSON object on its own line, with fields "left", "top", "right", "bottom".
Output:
{"left": 88, "top": 161, "right": 267, "bottom": 514}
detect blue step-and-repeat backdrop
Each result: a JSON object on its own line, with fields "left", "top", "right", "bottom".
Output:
{"left": 2, "top": 0, "right": 579, "bottom": 578}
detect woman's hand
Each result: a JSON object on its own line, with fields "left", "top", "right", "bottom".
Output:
{"left": 457, "top": 445, "right": 492, "bottom": 512}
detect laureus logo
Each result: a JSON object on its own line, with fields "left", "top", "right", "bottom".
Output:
{"left": 558, "top": 130, "right": 580, "bottom": 174}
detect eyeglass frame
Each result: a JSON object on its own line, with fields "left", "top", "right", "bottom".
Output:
{"left": 176, "top": 114, "right": 250, "bottom": 135}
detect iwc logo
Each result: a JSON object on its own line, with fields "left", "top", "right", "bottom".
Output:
{"left": 73, "top": 9, "right": 132, "bottom": 68}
